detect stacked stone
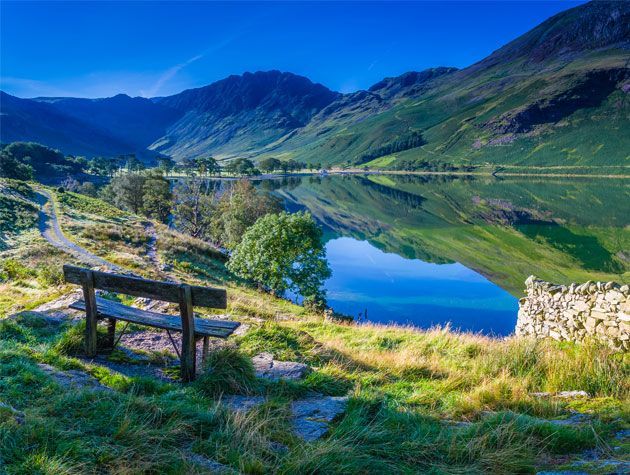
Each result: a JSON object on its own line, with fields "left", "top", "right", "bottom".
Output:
{"left": 516, "top": 275, "right": 629, "bottom": 351}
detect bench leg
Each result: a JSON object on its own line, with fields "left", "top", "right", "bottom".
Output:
{"left": 107, "top": 318, "right": 116, "bottom": 350}
{"left": 202, "top": 336, "right": 209, "bottom": 365}
{"left": 179, "top": 285, "right": 196, "bottom": 382}
{"left": 81, "top": 270, "right": 98, "bottom": 358}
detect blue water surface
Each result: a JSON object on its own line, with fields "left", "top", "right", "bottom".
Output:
{"left": 323, "top": 237, "right": 519, "bottom": 335}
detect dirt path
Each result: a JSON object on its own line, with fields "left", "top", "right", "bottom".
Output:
{"left": 35, "top": 189, "right": 121, "bottom": 271}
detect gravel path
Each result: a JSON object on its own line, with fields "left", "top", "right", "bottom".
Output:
{"left": 35, "top": 189, "right": 121, "bottom": 271}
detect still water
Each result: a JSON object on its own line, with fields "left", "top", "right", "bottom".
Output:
{"left": 260, "top": 174, "right": 628, "bottom": 335}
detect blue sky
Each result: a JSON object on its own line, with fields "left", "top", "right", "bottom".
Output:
{"left": 1, "top": 1, "right": 586, "bottom": 98}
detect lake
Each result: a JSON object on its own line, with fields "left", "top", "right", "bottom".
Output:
{"left": 257, "top": 174, "right": 629, "bottom": 335}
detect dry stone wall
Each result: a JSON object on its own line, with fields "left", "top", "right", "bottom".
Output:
{"left": 516, "top": 276, "right": 629, "bottom": 351}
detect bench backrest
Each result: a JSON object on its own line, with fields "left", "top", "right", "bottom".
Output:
{"left": 63, "top": 264, "right": 227, "bottom": 309}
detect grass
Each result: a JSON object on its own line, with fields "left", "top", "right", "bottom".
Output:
{"left": 0, "top": 181, "right": 628, "bottom": 473}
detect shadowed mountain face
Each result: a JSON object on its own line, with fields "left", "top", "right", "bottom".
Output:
{"left": 149, "top": 70, "right": 341, "bottom": 159}
{"left": 0, "top": 1, "right": 628, "bottom": 166}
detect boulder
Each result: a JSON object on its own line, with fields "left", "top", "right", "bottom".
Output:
{"left": 252, "top": 352, "right": 310, "bottom": 381}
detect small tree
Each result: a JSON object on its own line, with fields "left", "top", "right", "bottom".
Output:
{"left": 110, "top": 173, "right": 147, "bottom": 214}
{"left": 225, "top": 158, "right": 256, "bottom": 176}
{"left": 125, "top": 155, "right": 145, "bottom": 173}
{"left": 173, "top": 179, "right": 216, "bottom": 239}
{"left": 0, "top": 150, "right": 33, "bottom": 180}
{"left": 259, "top": 157, "right": 281, "bottom": 173}
{"left": 157, "top": 156, "right": 175, "bottom": 176}
{"left": 142, "top": 172, "right": 172, "bottom": 223}
{"left": 228, "top": 211, "right": 331, "bottom": 303}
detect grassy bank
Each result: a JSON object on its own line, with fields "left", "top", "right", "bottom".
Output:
{"left": 1, "top": 181, "right": 628, "bottom": 473}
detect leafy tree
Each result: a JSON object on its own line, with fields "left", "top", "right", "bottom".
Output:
{"left": 86, "top": 156, "right": 119, "bottom": 177}
{"left": 280, "top": 161, "right": 289, "bottom": 174}
{"left": 258, "top": 157, "right": 281, "bottom": 173}
{"left": 61, "top": 175, "right": 80, "bottom": 192}
{"left": 228, "top": 211, "right": 331, "bottom": 302}
{"left": 0, "top": 142, "right": 79, "bottom": 179}
{"left": 142, "top": 172, "right": 172, "bottom": 223}
{"left": 157, "top": 157, "right": 175, "bottom": 175}
{"left": 77, "top": 182, "right": 98, "bottom": 197}
{"left": 0, "top": 150, "right": 34, "bottom": 180}
{"left": 109, "top": 173, "right": 147, "bottom": 214}
{"left": 173, "top": 179, "right": 216, "bottom": 239}
{"left": 224, "top": 158, "right": 257, "bottom": 176}
{"left": 181, "top": 158, "right": 198, "bottom": 177}
{"left": 195, "top": 156, "right": 220, "bottom": 176}
{"left": 213, "top": 179, "right": 281, "bottom": 249}
{"left": 125, "top": 155, "right": 145, "bottom": 173}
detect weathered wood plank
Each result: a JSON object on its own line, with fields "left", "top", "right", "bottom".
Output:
{"left": 69, "top": 297, "right": 239, "bottom": 338}
{"left": 81, "top": 269, "right": 98, "bottom": 357}
{"left": 64, "top": 265, "right": 227, "bottom": 309}
{"left": 179, "top": 285, "right": 196, "bottom": 382}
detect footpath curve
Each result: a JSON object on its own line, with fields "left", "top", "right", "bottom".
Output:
{"left": 35, "top": 189, "right": 121, "bottom": 272}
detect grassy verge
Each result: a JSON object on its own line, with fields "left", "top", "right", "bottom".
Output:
{"left": 1, "top": 181, "right": 628, "bottom": 473}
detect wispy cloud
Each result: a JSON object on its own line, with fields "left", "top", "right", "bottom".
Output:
{"left": 140, "top": 53, "right": 204, "bottom": 98}
{"left": 140, "top": 35, "right": 238, "bottom": 97}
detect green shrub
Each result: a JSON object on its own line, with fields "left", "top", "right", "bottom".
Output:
{"left": 194, "top": 346, "right": 257, "bottom": 397}
{"left": 0, "top": 259, "right": 36, "bottom": 281}
{"left": 37, "top": 264, "right": 64, "bottom": 287}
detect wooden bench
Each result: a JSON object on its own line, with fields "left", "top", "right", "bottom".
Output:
{"left": 63, "top": 264, "right": 240, "bottom": 382}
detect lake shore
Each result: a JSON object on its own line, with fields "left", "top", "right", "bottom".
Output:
{"left": 163, "top": 167, "right": 630, "bottom": 181}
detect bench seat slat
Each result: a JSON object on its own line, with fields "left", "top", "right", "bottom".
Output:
{"left": 69, "top": 297, "right": 239, "bottom": 339}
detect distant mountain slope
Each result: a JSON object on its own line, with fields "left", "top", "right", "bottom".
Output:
{"left": 33, "top": 94, "right": 182, "bottom": 151}
{"left": 149, "top": 70, "right": 340, "bottom": 159}
{"left": 0, "top": 1, "right": 627, "bottom": 169}
{"left": 0, "top": 92, "right": 134, "bottom": 157}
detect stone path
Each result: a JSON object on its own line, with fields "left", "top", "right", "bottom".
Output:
{"left": 291, "top": 396, "right": 349, "bottom": 441}
{"left": 35, "top": 189, "right": 120, "bottom": 272}
{"left": 184, "top": 450, "right": 237, "bottom": 474}
{"left": 37, "top": 363, "right": 111, "bottom": 392}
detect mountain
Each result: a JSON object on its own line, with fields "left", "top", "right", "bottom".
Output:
{"left": 34, "top": 94, "right": 182, "bottom": 152}
{"left": 149, "top": 70, "right": 340, "bottom": 159}
{"left": 269, "top": 0, "right": 630, "bottom": 169}
{"left": 0, "top": 1, "right": 628, "bottom": 169}
{"left": 0, "top": 91, "right": 134, "bottom": 157}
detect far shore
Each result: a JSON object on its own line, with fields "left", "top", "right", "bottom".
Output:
{"left": 161, "top": 168, "right": 630, "bottom": 181}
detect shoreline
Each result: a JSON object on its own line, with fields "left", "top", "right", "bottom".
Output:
{"left": 164, "top": 169, "right": 630, "bottom": 181}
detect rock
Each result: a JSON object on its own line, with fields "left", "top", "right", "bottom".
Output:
{"left": 0, "top": 402, "right": 25, "bottom": 424}
{"left": 252, "top": 352, "right": 310, "bottom": 381}
{"left": 536, "top": 472, "right": 589, "bottom": 475}
{"left": 536, "top": 471, "right": 589, "bottom": 475}
{"left": 31, "top": 291, "right": 84, "bottom": 320}
{"left": 589, "top": 310, "right": 608, "bottom": 320}
{"left": 547, "top": 413, "right": 591, "bottom": 426}
{"left": 185, "top": 451, "right": 236, "bottom": 474}
{"left": 556, "top": 390, "right": 589, "bottom": 399}
{"left": 531, "top": 392, "right": 552, "bottom": 398}
{"left": 531, "top": 391, "right": 589, "bottom": 399}
{"left": 292, "top": 395, "right": 348, "bottom": 441}
{"left": 37, "top": 363, "right": 111, "bottom": 392}
{"left": 221, "top": 395, "right": 266, "bottom": 412}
